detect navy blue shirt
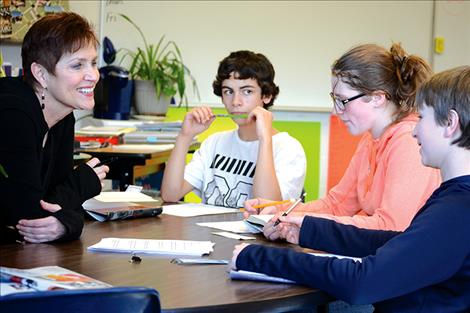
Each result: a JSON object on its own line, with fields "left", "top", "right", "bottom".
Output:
{"left": 237, "top": 175, "right": 470, "bottom": 312}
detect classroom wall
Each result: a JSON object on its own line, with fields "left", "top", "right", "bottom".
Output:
{"left": 433, "top": 0, "right": 470, "bottom": 72}
{"left": 2, "top": 1, "right": 469, "bottom": 105}
{"left": 99, "top": 0, "right": 435, "bottom": 109}
{"left": 1, "top": 0, "right": 468, "bottom": 197}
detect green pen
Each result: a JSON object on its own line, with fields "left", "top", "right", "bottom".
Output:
{"left": 213, "top": 113, "right": 248, "bottom": 119}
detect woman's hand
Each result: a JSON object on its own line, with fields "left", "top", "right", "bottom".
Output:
{"left": 243, "top": 198, "right": 279, "bottom": 218}
{"left": 16, "top": 200, "right": 66, "bottom": 243}
{"left": 230, "top": 243, "right": 251, "bottom": 270}
{"left": 86, "top": 158, "right": 109, "bottom": 188}
{"left": 180, "top": 106, "right": 215, "bottom": 138}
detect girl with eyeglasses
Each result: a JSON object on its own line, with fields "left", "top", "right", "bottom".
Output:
{"left": 245, "top": 43, "right": 441, "bottom": 234}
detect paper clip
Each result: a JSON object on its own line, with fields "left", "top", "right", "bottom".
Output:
{"left": 129, "top": 253, "right": 142, "bottom": 263}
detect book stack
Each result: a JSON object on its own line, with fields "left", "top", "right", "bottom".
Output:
{"left": 123, "top": 121, "right": 198, "bottom": 145}
{"left": 135, "top": 121, "right": 183, "bottom": 131}
{"left": 75, "top": 126, "right": 137, "bottom": 146}
{"left": 123, "top": 130, "right": 180, "bottom": 144}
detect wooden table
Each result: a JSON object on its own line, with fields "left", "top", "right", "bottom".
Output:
{"left": 0, "top": 212, "right": 334, "bottom": 312}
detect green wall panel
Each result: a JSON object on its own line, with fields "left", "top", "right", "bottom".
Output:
{"left": 272, "top": 121, "right": 320, "bottom": 201}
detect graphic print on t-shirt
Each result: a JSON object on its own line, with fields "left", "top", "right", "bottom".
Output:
{"left": 203, "top": 154, "right": 255, "bottom": 207}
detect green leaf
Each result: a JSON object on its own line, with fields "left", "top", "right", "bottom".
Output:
{"left": 0, "top": 164, "right": 8, "bottom": 178}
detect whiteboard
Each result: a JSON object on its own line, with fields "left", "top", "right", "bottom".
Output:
{"left": 100, "top": 0, "right": 433, "bottom": 109}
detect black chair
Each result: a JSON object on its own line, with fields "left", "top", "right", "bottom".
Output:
{"left": 0, "top": 286, "right": 160, "bottom": 313}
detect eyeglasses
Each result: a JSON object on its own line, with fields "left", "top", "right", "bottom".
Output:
{"left": 329, "top": 92, "right": 366, "bottom": 112}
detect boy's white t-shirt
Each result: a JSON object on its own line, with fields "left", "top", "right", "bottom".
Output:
{"left": 184, "top": 130, "right": 306, "bottom": 208}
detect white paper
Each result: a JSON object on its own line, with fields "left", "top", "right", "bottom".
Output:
{"left": 212, "top": 231, "right": 256, "bottom": 240}
{"left": 88, "top": 238, "right": 214, "bottom": 256}
{"left": 93, "top": 191, "right": 159, "bottom": 203}
{"left": 125, "top": 185, "right": 143, "bottom": 193}
{"left": 111, "top": 144, "right": 175, "bottom": 152}
{"left": 76, "top": 126, "right": 135, "bottom": 136}
{"left": 163, "top": 203, "right": 239, "bottom": 217}
{"left": 309, "top": 252, "right": 362, "bottom": 263}
{"left": 197, "top": 221, "right": 260, "bottom": 234}
{"left": 82, "top": 198, "right": 138, "bottom": 210}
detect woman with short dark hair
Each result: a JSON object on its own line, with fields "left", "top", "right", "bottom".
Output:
{"left": 0, "top": 12, "right": 108, "bottom": 244}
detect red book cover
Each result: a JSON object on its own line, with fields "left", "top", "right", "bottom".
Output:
{"left": 74, "top": 135, "right": 122, "bottom": 145}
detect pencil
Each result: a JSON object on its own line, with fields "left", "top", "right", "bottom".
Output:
{"left": 213, "top": 113, "right": 248, "bottom": 119}
{"left": 252, "top": 199, "right": 293, "bottom": 209}
{"left": 273, "top": 192, "right": 307, "bottom": 226}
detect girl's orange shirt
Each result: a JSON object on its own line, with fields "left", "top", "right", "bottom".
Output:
{"left": 297, "top": 115, "right": 441, "bottom": 231}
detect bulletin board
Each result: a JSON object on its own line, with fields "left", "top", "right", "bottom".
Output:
{"left": 0, "top": 0, "right": 69, "bottom": 42}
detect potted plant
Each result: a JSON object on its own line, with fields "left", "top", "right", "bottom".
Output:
{"left": 118, "top": 13, "right": 199, "bottom": 116}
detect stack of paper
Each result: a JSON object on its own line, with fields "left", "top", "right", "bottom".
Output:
{"left": 196, "top": 214, "right": 274, "bottom": 234}
{"left": 163, "top": 203, "right": 239, "bottom": 217}
{"left": 88, "top": 238, "right": 215, "bottom": 256}
{"left": 76, "top": 125, "right": 136, "bottom": 136}
{"left": 111, "top": 144, "right": 175, "bottom": 152}
{"left": 136, "top": 121, "right": 183, "bottom": 131}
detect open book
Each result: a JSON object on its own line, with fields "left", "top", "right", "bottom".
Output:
{"left": 244, "top": 214, "right": 275, "bottom": 232}
{"left": 0, "top": 266, "right": 111, "bottom": 296}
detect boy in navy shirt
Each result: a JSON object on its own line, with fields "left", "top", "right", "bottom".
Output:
{"left": 231, "top": 66, "right": 470, "bottom": 312}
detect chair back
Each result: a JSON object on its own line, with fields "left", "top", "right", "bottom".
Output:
{"left": 0, "top": 286, "right": 160, "bottom": 313}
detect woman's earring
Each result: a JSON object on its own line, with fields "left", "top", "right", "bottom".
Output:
{"left": 41, "top": 89, "right": 46, "bottom": 110}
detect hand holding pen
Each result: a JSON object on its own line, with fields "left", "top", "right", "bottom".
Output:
{"left": 273, "top": 193, "right": 306, "bottom": 227}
